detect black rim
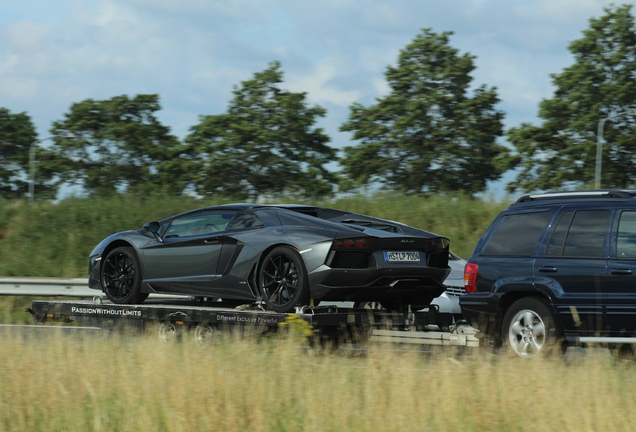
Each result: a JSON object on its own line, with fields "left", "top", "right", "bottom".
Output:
{"left": 261, "top": 253, "right": 300, "bottom": 307}
{"left": 102, "top": 251, "right": 136, "bottom": 300}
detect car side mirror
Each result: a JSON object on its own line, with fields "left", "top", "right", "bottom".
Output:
{"left": 143, "top": 221, "right": 162, "bottom": 242}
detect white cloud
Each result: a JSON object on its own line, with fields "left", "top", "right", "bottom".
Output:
{"left": 4, "top": 20, "right": 53, "bottom": 51}
{"left": 88, "top": 1, "right": 135, "bottom": 26}
{"left": 371, "top": 76, "right": 390, "bottom": 99}
{"left": 287, "top": 60, "right": 361, "bottom": 107}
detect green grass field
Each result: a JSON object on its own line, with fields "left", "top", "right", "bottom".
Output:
{"left": 0, "top": 192, "right": 509, "bottom": 278}
{"left": 0, "top": 192, "right": 510, "bottom": 325}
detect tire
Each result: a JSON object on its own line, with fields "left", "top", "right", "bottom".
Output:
{"left": 258, "top": 246, "right": 310, "bottom": 313}
{"left": 158, "top": 322, "right": 180, "bottom": 344}
{"left": 501, "top": 297, "right": 562, "bottom": 359}
{"left": 356, "top": 301, "right": 411, "bottom": 312}
{"left": 355, "top": 301, "right": 383, "bottom": 310}
{"left": 193, "top": 323, "right": 216, "bottom": 348}
{"left": 101, "top": 246, "right": 144, "bottom": 304}
{"left": 380, "top": 301, "right": 412, "bottom": 313}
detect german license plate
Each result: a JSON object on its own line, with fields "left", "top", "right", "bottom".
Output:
{"left": 383, "top": 251, "right": 420, "bottom": 262}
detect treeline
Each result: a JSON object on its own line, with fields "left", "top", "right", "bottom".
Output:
{"left": 2, "top": 5, "right": 636, "bottom": 201}
{"left": 0, "top": 193, "right": 506, "bottom": 278}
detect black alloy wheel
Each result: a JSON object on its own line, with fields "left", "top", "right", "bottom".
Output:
{"left": 259, "top": 246, "right": 309, "bottom": 313}
{"left": 101, "top": 246, "right": 145, "bottom": 304}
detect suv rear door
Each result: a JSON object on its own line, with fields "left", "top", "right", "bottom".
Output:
{"left": 605, "top": 208, "right": 636, "bottom": 335}
{"left": 476, "top": 210, "right": 553, "bottom": 291}
{"left": 534, "top": 207, "right": 611, "bottom": 335}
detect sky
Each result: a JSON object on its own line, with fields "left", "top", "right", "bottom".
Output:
{"left": 0, "top": 0, "right": 631, "bottom": 199}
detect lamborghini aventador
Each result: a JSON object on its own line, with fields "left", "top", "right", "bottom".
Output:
{"left": 88, "top": 204, "right": 451, "bottom": 313}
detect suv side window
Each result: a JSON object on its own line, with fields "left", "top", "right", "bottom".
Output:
{"left": 546, "top": 211, "right": 574, "bottom": 256}
{"left": 481, "top": 212, "right": 552, "bottom": 256}
{"left": 546, "top": 210, "right": 609, "bottom": 258}
{"left": 617, "top": 211, "right": 636, "bottom": 259}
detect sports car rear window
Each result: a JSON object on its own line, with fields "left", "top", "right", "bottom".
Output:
{"left": 277, "top": 211, "right": 328, "bottom": 228}
{"left": 226, "top": 213, "right": 264, "bottom": 230}
{"left": 340, "top": 219, "right": 400, "bottom": 233}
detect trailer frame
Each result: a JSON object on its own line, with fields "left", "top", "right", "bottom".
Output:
{"left": 27, "top": 297, "right": 479, "bottom": 348}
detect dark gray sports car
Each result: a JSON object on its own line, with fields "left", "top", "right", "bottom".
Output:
{"left": 88, "top": 204, "right": 451, "bottom": 313}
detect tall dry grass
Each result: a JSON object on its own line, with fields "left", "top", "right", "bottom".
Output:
{"left": 1, "top": 329, "right": 635, "bottom": 432}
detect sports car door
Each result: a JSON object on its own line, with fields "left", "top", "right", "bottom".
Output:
{"left": 141, "top": 210, "right": 237, "bottom": 294}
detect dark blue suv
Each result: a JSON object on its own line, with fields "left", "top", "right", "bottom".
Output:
{"left": 460, "top": 190, "right": 636, "bottom": 358}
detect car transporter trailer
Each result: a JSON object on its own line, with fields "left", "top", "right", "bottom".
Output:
{"left": 26, "top": 297, "right": 479, "bottom": 348}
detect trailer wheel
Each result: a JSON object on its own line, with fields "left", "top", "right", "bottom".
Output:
{"left": 101, "top": 246, "right": 144, "bottom": 304}
{"left": 258, "top": 246, "right": 310, "bottom": 313}
{"left": 193, "top": 323, "right": 216, "bottom": 347}
{"left": 158, "top": 322, "right": 181, "bottom": 344}
{"left": 357, "top": 301, "right": 410, "bottom": 313}
{"left": 355, "top": 301, "right": 382, "bottom": 309}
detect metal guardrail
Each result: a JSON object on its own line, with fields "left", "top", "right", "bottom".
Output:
{"left": 0, "top": 277, "right": 92, "bottom": 296}
{"left": 0, "top": 277, "right": 186, "bottom": 298}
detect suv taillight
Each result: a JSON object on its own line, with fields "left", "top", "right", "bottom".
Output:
{"left": 464, "top": 262, "right": 478, "bottom": 293}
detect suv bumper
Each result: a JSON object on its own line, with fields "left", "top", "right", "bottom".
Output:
{"left": 459, "top": 293, "right": 500, "bottom": 337}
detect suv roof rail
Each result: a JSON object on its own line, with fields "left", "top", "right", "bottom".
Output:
{"left": 515, "top": 189, "right": 636, "bottom": 203}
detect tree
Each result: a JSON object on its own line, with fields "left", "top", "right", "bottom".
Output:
{"left": 0, "top": 109, "right": 58, "bottom": 200}
{"left": 339, "top": 29, "right": 507, "bottom": 196}
{"left": 186, "top": 61, "right": 336, "bottom": 200}
{"left": 47, "top": 94, "right": 190, "bottom": 196}
{"left": 508, "top": 4, "right": 636, "bottom": 192}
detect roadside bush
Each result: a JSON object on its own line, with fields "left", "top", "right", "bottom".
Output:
{"left": 0, "top": 192, "right": 509, "bottom": 278}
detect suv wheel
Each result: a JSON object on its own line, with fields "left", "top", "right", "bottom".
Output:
{"left": 502, "top": 297, "right": 561, "bottom": 359}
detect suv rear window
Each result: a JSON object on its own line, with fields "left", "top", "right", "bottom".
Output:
{"left": 481, "top": 212, "right": 552, "bottom": 256}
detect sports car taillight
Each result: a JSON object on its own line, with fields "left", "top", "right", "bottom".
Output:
{"left": 331, "top": 238, "right": 367, "bottom": 248}
{"left": 328, "top": 238, "right": 371, "bottom": 268}
{"left": 464, "top": 262, "right": 478, "bottom": 293}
